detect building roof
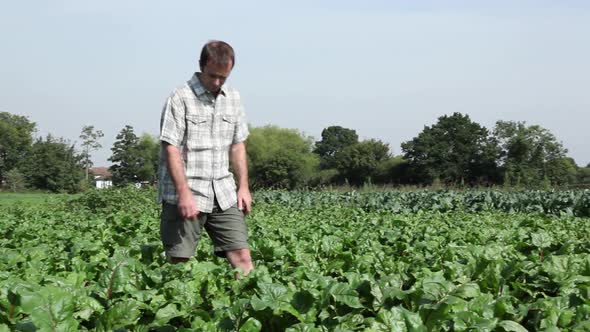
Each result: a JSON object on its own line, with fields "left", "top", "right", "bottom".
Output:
{"left": 90, "top": 167, "right": 112, "bottom": 179}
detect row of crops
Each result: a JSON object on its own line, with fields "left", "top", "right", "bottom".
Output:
{"left": 256, "top": 190, "right": 590, "bottom": 217}
{"left": 1, "top": 188, "right": 589, "bottom": 331}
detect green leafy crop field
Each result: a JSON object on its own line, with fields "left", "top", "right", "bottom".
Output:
{"left": 0, "top": 192, "right": 67, "bottom": 206}
{"left": 0, "top": 188, "right": 589, "bottom": 331}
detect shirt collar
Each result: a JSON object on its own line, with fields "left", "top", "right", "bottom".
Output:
{"left": 189, "top": 72, "right": 227, "bottom": 97}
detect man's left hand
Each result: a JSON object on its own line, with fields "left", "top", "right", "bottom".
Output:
{"left": 237, "top": 187, "right": 252, "bottom": 214}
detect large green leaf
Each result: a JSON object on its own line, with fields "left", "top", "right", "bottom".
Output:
{"left": 370, "top": 308, "right": 406, "bottom": 332}
{"left": 291, "top": 290, "right": 315, "bottom": 314}
{"left": 497, "top": 320, "right": 528, "bottom": 332}
{"left": 97, "top": 299, "right": 143, "bottom": 330}
{"left": 420, "top": 273, "right": 453, "bottom": 301}
{"left": 239, "top": 317, "right": 262, "bottom": 332}
{"left": 73, "top": 296, "right": 104, "bottom": 321}
{"left": 154, "top": 303, "right": 183, "bottom": 326}
{"left": 251, "top": 282, "right": 291, "bottom": 312}
{"left": 286, "top": 323, "right": 321, "bottom": 332}
{"left": 19, "top": 286, "right": 78, "bottom": 332}
{"left": 452, "top": 283, "right": 481, "bottom": 299}
{"left": 329, "top": 283, "right": 363, "bottom": 309}
{"left": 531, "top": 231, "right": 553, "bottom": 249}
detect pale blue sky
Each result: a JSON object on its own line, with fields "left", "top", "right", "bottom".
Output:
{"left": 1, "top": 1, "right": 589, "bottom": 166}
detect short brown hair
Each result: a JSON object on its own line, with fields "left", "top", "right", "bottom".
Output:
{"left": 199, "top": 40, "right": 235, "bottom": 69}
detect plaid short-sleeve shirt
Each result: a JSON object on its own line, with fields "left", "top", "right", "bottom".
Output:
{"left": 157, "top": 73, "right": 249, "bottom": 212}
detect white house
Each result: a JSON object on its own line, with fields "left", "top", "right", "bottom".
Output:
{"left": 90, "top": 167, "right": 113, "bottom": 189}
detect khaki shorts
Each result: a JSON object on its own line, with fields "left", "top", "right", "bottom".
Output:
{"left": 160, "top": 200, "right": 249, "bottom": 258}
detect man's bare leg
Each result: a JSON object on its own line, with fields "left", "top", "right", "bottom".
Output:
{"left": 226, "top": 248, "right": 254, "bottom": 277}
{"left": 168, "top": 250, "right": 253, "bottom": 278}
{"left": 169, "top": 256, "right": 189, "bottom": 264}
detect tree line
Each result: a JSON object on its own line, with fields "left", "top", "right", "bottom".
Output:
{"left": 0, "top": 113, "right": 159, "bottom": 192}
{"left": 1, "top": 111, "right": 589, "bottom": 192}
{"left": 249, "top": 113, "right": 588, "bottom": 189}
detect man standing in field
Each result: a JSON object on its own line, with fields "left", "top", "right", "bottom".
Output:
{"left": 157, "top": 40, "right": 253, "bottom": 275}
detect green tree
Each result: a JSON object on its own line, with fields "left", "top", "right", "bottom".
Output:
{"left": 576, "top": 163, "right": 590, "bottom": 186}
{"left": 334, "top": 139, "right": 391, "bottom": 186}
{"left": 247, "top": 125, "right": 319, "bottom": 189}
{"left": 374, "top": 155, "right": 412, "bottom": 185}
{"left": 109, "top": 125, "right": 141, "bottom": 186}
{"left": 545, "top": 157, "right": 578, "bottom": 186}
{"left": 0, "top": 112, "right": 36, "bottom": 183}
{"left": 314, "top": 126, "right": 359, "bottom": 169}
{"left": 494, "top": 121, "right": 572, "bottom": 187}
{"left": 136, "top": 133, "right": 160, "bottom": 184}
{"left": 79, "top": 125, "right": 104, "bottom": 181}
{"left": 20, "top": 135, "right": 84, "bottom": 193}
{"left": 401, "top": 113, "right": 500, "bottom": 185}
{"left": 4, "top": 168, "right": 27, "bottom": 191}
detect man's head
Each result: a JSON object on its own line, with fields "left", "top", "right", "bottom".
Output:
{"left": 198, "top": 40, "right": 235, "bottom": 94}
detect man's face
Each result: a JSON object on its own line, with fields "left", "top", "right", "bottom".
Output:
{"left": 200, "top": 61, "right": 233, "bottom": 94}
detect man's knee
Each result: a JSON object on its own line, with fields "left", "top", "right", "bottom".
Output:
{"left": 227, "top": 248, "right": 252, "bottom": 263}
{"left": 227, "top": 248, "right": 253, "bottom": 277}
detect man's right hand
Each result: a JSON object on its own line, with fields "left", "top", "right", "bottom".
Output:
{"left": 162, "top": 142, "right": 198, "bottom": 220}
{"left": 177, "top": 190, "right": 199, "bottom": 220}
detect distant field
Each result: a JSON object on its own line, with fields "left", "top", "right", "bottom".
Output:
{"left": 0, "top": 192, "right": 70, "bottom": 205}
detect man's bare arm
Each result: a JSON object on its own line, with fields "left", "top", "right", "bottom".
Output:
{"left": 230, "top": 142, "right": 252, "bottom": 213}
{"left": 163, "top": 142, "right": 198, "bottom": 220}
